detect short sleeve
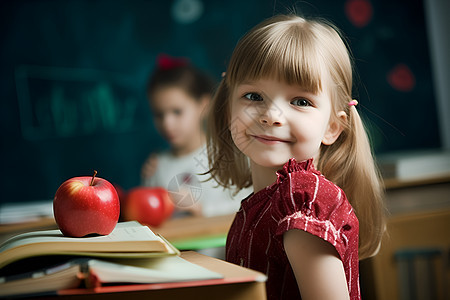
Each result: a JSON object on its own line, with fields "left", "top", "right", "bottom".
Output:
{"left": 272, "top": 166, "right": 358, "bottom": 261}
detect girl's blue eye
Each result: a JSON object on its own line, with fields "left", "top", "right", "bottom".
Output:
{"left": 244, "top": 92, "right": 263, "bottom": 101}
{"left": 291, "top": 98, "right": 312, "bottom": 107}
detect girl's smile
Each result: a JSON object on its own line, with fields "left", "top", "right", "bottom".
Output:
{"left": 251, "top": 134, "right": 292, "bottom": 145}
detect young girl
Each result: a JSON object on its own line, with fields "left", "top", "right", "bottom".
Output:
{"left": 207, "top": 15, "right": 386, "bottom": 299}
{"left": 142, "top": 54, "right": 250, "bottom": 217}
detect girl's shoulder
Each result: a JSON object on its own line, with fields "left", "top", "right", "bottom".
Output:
{"left": 272, "top": 159, "right": 359, "bottom": 259}
{"left": 272, "top": 158, "right": 357, "bottom": 227}
{"left": 147, "top": 151, "right": 183, "bottom": 171}
{"left": 152, "top": 150, "right": 188, "bottom": 162}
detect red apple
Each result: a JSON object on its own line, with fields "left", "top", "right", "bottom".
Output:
{"left": 53, "top": 171, "right": 120, "bottom": 237}
{"left": 124, "top": 187, "right": 174, "bottom": 227}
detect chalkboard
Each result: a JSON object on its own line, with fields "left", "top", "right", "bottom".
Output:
{"left": 15, "top": 66, "right": 142, "bottom": 139}
{"left": 0, "top": 0, "right": 439, "bottom": 204}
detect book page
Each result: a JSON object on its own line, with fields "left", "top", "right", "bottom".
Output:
{"left": 88, "top": 256, "right": 223, "bottom": 284}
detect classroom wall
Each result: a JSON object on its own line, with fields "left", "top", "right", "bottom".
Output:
{"left": 0, "top": 0, "right": 440, "bottom": 204}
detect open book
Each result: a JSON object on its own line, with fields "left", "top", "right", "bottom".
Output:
{"left": 0, "top": 221, "right": 178, "bottom": 269}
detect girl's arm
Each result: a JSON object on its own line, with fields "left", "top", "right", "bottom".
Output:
{"left": 284, "top": 229, "right": 350, "bottom": 300}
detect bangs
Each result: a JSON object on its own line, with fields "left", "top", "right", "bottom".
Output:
{"left": 227, "top": 19, "right": 325, "bottom": 94}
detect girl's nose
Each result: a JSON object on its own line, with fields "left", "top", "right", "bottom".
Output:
{"left": 258, "top": 102, "right": 284, "bottom": 126}
{"left": 259, "top": 117, "right": 282, "bottom": 126}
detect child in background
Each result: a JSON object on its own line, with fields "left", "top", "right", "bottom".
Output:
{"left": 207, "top": 15, "right": 386, "bottom": 299}
{"left": 142, "top": 54, "right": 250, "bottom": 217}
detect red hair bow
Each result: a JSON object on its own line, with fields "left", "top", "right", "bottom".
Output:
{"left": 156, "top": 54, "right": 189, "bottom": 70}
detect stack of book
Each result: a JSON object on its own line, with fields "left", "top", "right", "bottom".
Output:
{"left": 0, "top": 221, "right": 224, "bottom": 298}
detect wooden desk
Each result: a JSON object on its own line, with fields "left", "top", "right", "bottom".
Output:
{"left": 7, "top": 179, "right": 448, "bottom": 299}
{"left": 54, "top": 251, "right": 267, "bottom": 300}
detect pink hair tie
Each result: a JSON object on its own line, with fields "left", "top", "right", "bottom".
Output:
{"left": 348, "top": 99, "right": 358, "bottom": 107}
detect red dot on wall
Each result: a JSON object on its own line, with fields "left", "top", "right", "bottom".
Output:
{"left": 345, "top": 0, "right": 373, "bottom": 28}
{"left": 387, "top": 64, "right": 416, "bottom": 92}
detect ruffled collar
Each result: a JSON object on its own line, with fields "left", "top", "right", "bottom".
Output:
{"left": 275, "top": 158, "right": 318, "bottom": 184}
{"left": 241, "top": 158, "right": 319, "bottom": 208}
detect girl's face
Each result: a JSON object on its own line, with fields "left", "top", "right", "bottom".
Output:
{"left": 151, "top": 87, "right": 206, "bottom": 151}
{"left": 229, "top": 78, "right": 343, "bottom": 170}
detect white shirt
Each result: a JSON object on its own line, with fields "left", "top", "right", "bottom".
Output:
{"left": 143, "top": 146, "right": 251, "bottom": 217}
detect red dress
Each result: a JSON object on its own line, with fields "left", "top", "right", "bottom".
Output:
{"left": 226, "top": 158, "right": 361, "bottom": 299}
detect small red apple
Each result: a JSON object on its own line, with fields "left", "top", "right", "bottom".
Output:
{"left": 53, "top": 171, "right": 120, "bottom": 237}
{"left": 124, "top": 187, "right": 174, "bottom": 227}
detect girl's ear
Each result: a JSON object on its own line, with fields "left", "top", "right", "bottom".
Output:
{"left": 322, "top": 111, "right": 347, "bottom": 145}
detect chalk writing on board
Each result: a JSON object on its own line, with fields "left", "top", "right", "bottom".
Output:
{"left": 15, "top": 65, "right": 142, "bottom": 140}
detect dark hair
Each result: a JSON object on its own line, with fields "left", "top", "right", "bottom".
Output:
{"left": 147, "top": 65, "right": 215, "bottom": 102}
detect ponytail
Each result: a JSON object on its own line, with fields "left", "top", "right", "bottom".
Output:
{"left": 318, "top": 105, "right": 386, "bottom": 260}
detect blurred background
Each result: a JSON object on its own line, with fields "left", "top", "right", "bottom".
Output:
{"left": 0, "top": 0, "right": 448, "bottom": 203}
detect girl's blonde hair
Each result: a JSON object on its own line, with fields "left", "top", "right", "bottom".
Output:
{"left": 207, "top": 15, "right": 386, "bottom": 260}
